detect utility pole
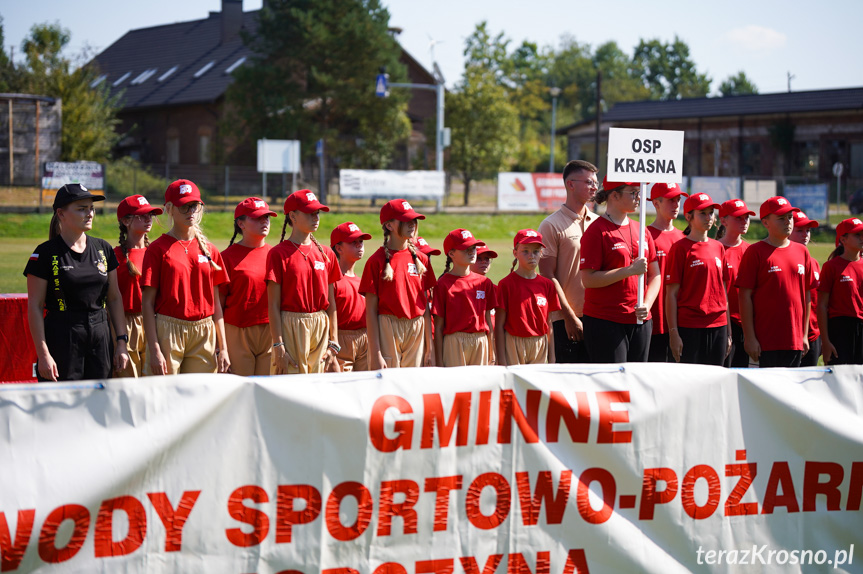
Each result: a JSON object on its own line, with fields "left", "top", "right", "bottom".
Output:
{"left": 595, "top": 70, "right": 602, "bottom": 167}
{"left": 549, "top": 87, "right": 561, "bottom": 173}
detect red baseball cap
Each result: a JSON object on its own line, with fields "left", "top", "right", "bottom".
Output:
{"left": 602, "top": 176, "right": 639, "bottom": 191}
{"left": 165, "top": 179, "right": 204, "bottom": 206}
{"left": 415, "top": 236, "right": 441, "bottom": 256}
{"left": 513, "top": 228, "right": 545, "bottom": 248}
{"left": 759, "top": 196, "right": 799, "bottom": 219}
{"left": 476, "top": 245, "right": 498, "bottom": 259}
{"left": 648, "top": 182, "right": 688, "bottom": 201}
{"left": 234, "top": 197, "right": 277, "bottom": 219}
{"left": 380, "top": 198, "right": 426, "bottom": 223}
{"left": 117, "top": 195, "right": 163, "bottom": 220}
{"left": 284, "top": 189, "right": 329, "bottom": 214}
{"left": 443, "top": 228, "right": 485, "bottom": 255}
{"left": 330, "top": 222, "right": 372, "bottom": 246}
{"left": 718, "top": 199, "right": 755, "bottom": 218}
{"left": 834, "top": 218, "right": 863, "bottom": 246}
{"left": 683, "top": 192, "right": 720, "bottom": 213}
{"left": 792, "top": 210, "right": 818, "bottom": 229}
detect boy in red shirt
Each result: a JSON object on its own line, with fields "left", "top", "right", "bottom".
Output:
{"left": 790, "top": 210, "right": 821, "bottom": 366}
{"left": 736, "top": 197, "right": 814, "bottom": 368}
{"left": 331, "top": 221, "right": 373, "bottom": 372}
{"left": 717, "top": 199, "right": 755, "bottom": 367}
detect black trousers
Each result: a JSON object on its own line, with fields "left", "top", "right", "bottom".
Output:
{"left": 724, "top": 320, "right": 750, "bottom": 368}
{"left": 648, "top": 333, "right": 672, "bottom": 363}
{"left": 678, "top": 325, "right": 727, "bottom": 366}
{"left": 759, "top": 350, "right": 802, "bottom": 368}
{"left": 583, "top": 315, "right": 652, "bottom": 363}
{"left": 826, "top": 316, "right": 863, "bottom": 365}
{"left": 800, "top": 336, "right": 821, "bottom": 367}
{"left": 552, "top": 319, "right": 590, "bottom": 363}
{"left": 40, "top": 309, "right": 113, "bottom": 382}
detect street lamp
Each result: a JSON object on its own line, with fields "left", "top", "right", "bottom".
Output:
{"left": 549, "top": 87, "right": 562, "bottom": 173}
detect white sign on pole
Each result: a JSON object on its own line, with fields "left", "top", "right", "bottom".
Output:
{"left": 257, "top": 139, "right": 301, "bottom": 174}
{"left": 607, "top": 127, "right": 684, "bottom": 184}
{"left": 340, "top": 169, "right": 445, "bottom": 198}
{"left": 42, "top": 161, "right": 105, "bottom": 190}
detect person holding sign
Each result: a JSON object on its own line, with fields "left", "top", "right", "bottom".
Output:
{"left": 664, "top": 193, "right": 729, "bottom": 365}
{"left": 817, "top": 218, "right": 863, "bottom": 365}
{"left": 538, "top": 160, "right": 599, "bottom": 364}
{"left": 736, "top": 197, "right": 814, "bottom": 368}
{"left": 646, "top": 182, "right": 688, "bottom": 362}
{"left": 580, "top": 178, "right": 661, "bottom": 363}
{"left": 716, "top": 199, "right": 755, "bottom": 368}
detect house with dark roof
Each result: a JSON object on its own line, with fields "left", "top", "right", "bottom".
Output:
{"left": 91, "top": 0, "right": 437, "bottom": 177}
{"left": 559, "top": 88, "right": 863, "bottom": 188}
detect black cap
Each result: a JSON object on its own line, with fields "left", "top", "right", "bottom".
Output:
{"left": 53, "top": 183, "right": 105, "bottom": 210}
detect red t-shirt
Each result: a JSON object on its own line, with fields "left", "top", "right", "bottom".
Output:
{"left": 581, "top": 216, "right": 657, "bottom": 324}
{"left": 266, "top": 241, "right": 341, "bottom": 313}
{"left": 735, "top": 241, "right": 814, "bottom": 352}
{"left": 496, "top": 272, "right": 560, "bottom": 337}
{"left": 142, "top": 235, "right": 229, "bottom": 321}
{"left": 359, "top": 247, "right": 437, "bottom": 319}
{"left": 334, "top": 274, "right": 366, "bottom": 330}
{"left": 817, "top": 257, "right": 863, "bottom": 320}
{"left": 432, "top": 272, "right": 498, "bottom": 335}
{"left": 647, "top": 226, "right": 685, "bottom": 334}
{"left": 666, "top": 238, "right": 727, "bottom": 329}
{"left": 808, "top": 260, "right": 821, "bottom": 341}
{"left": 114, "top": 246, "right": 146, "bottom": 314}
{"left": 721, "top": 241, "right": 750, "bottom": 325}
{"left": 221, "top": 243, "right": 271, "bottom": 328}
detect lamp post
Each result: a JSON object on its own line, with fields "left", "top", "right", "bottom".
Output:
{"left": 549, "top": 87, "right": 561, "bottom": 173}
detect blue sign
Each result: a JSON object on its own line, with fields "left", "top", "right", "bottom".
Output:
{"left": 316, "top": 139, "right": 323, "bottom": 158}
{"left": 784, "top": 184, "right": 828, "bottom": 222}
{"left": 375, "top": 74, "right": 388, "bottom": 97}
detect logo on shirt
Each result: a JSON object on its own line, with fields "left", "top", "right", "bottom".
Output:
{"left": 715, "top": 257, "right": 722, "bottom": 268}
{"left": 797, "top": 264, "right": 805, "bottom": 275}
{"left": 768, "top": 265, "right": 782, "bottom": 273}
{"left": 179, "top": 184, "right": 193, "bottom": 195}
{"left": 198, "top": 254, "right": 208, "bottom": 263}
{"left": 407, "top": 263, "right": 418, "bottom": 276}
{"left": 29, "top": 253, "right": 38, "bottom": 261}
{"left": 254, "top": 200, "right": 266, "bottom": 209}
{"left": 841, "top": 275, "right": 853, "bottom": 283}
{"left": 306, "top": 192, "right": 316, "bottom": 202}
{"left": 612, "top": 242, "right": 627, "bottom": 251}
{"left": 665, "top": 274, "right": 671, "bottom": 281}
{"left": 690, "top": 259, "right": 703, "bottom": 268}
{"left": 580, "top": 257, "right": 586, "bottom": 264}
{"left": 314, "top": 261, "right": 326, "bottom": 271}
{"left": 535, "top": 295, "right": 548, "bottom": 307}
{"left": 476, "top": 290, "right": 486, "bottom": 300}
{"left": 657, "top": 250, "right": 666, "bottom": 257}
{"left": 137, "top": 197, "right": 150, "bottom": 206}
{"left": 348, "top": 223, "right": 359, "bottom": 232}
{"left": 814, "top": 271, "right": 820, "bottom": 281}
{"left": 95, "top": 249, "right": 108, "bottom": 276}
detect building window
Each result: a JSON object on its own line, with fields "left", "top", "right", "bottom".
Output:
{"left": 851, "top": 142, "right": 863, "bottom": 179}
{"left": 741, "top": 142, "right": 762, "bottom": 176}
{"left": 792, "top": 141, "right": 819, "bottom": 177}
{"left": 199, "top": 135, "right": 211, "bottom": 165}
{"left": 166, "top": 132, "right": 180, "bottom": 165}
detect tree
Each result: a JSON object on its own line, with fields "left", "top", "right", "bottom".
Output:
{"left": 224, "top": 0, "right": 411, "bottom": 169}
{"left": 447, "top": 66, "right": 519, "bottom": 205}
{"left": 719, "top": 71, "right": 758, "bottom": 96}
{"left": 632, "top": 37, "right": 711, "bottom": 100}
{"left": 13, "top": 23, "right": 120, "bottom": 161}
{"left": 0, "top": 17, "right": 22, "bottom": 92}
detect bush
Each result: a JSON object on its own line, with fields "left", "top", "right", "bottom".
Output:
{"left": 105, "top": 157, "right": 166, "bottom": 200}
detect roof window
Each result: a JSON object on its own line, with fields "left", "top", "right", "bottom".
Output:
{"left": 131, "top": 68, "right": 158, "bottom": 85}
{"left": 224, "top": 56, "right": 247, "bottom": 74}
{"left": 112, "top": 72, "right": 131, "bottom": 87}
{"left": 193, "top": 61, "right": 215, "bottom": 79}
{"left": 157, "top": 66, "right": 178, "bottom": 82}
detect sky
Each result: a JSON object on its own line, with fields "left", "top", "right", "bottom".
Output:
{"left": 3, "top": 0, "right": 862, "bottom": 95}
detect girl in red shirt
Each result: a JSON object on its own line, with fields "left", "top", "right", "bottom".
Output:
{"left": 790, "top": 210, "right": 821, "bottom": 366}
{"left": 646, "top": 182, "right": 688, "bottom": 362}
{"left": 717, "top": 199, "right": 754, "bottom": 367}
{"left": 330, "top": 221, "right": 373, "bottom": 372}
{"left": 266, "top": 190, "right": 341, "bottom": 375}
{"left": 432, "top": 229, "right": 497, "bottom": 367}
{"left": 220, "top": 197, "right": 277, "bottom": 376}
{"left": 360, "top": 199, "right": 437, "bottom": 369}
{"left": 817, "top": 217, "right": 863, "bottom": 365}
{"left": 665, "top": 193, "right": 729, "bottom": 365}
{"left": 580, "top": 178, "right": 661, "bottom": 363}
{"left": 495, "top": 229, "right": 560, "bottom": 365}
{"left": 736, "top": 197, "right": 813, "bottom": 368}
{"left": 142, "top": 180, "right": 231, "bottom": 375}
{"left": 115, "top": 195, "right": 163, "bottom": 377}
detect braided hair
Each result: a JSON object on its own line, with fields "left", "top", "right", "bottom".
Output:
{"left": 511, "top": 258, "right": 518, "bottom": 273}
{"left": 118, "top": 223, "right": 141, "bottom": 276}
{"left": 228, "top": 216, "right": 245, "bottom": 246}
{"left": 828, "top": 243, "right": 845, "bottom": 261}
{"left": 715, "top": 223, "right": 727, "bottom": 240}
{"left": 382, "top": 225, "right": 395, "bottom": 281}
{"left": 441, "top": 255, "right": 453, "bottom": 278}
{"left": 166, "top": 202, "right": 221, "bottom": 271}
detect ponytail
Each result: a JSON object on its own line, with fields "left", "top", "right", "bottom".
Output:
{"left": 118, "top": 223, "right": 141, "bottom": 276}
{"left": 682, "top": 224, "right": 691, "bottom": 236}
{"left": 279, "top": 216, "right": 290, "bottom": 242}
{"left": 593, "top": 188, "right": 611, "bottom": 205}
{"left": 229, "top": 217, "right": 243, "bottom": 246}
{"left": 510, "top": 258, "right": 518, "bottom": 273}
{"left": 828, "top": 243, "right": 845, "bottom": 261}
{"left": 381, "top": 225, "right": 394, "bottom": 281}
{"left": 715, "top": 223, "right": 727, "bottom": 240}
{"left": 405, "top": 240, "right": 427, "bottom": 277}
{"left": 441, "top": 255, "right": 453, "bottom": 279}
{"left": 49, "top": 212, "right": 61, "bottom": 240}
{"left": 309, "top": 234, "right": 329, "bottom": 262}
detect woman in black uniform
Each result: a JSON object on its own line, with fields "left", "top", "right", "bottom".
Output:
{"left": 24, "top": 183, "right": 130, "bottom": 381}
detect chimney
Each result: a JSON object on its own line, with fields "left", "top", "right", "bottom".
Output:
{"left": 221, "top": 0, "right": 243, "bottom": 44}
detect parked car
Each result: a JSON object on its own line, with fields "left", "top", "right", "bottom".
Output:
{"left": 849, "top": 188, "right": 863, "bottom": 215}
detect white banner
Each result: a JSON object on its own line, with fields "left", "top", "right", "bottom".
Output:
{"left": 689, "top": 177, "right": 741, "bottom": 205}
{"left": 339, "top": 170, "right": 445, "bottom": 198}
{"left": 41, "top": 162, "right": 105, "bottom": 191}
{"left": 1, "top": 364, "right": 861, "bottom": 573}
{"left": 257, "top": 139, "right": 301, "bottom": 174}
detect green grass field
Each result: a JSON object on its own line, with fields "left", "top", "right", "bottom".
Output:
{"left": 0, "top": 211, "right": 837, "bottom": 293}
